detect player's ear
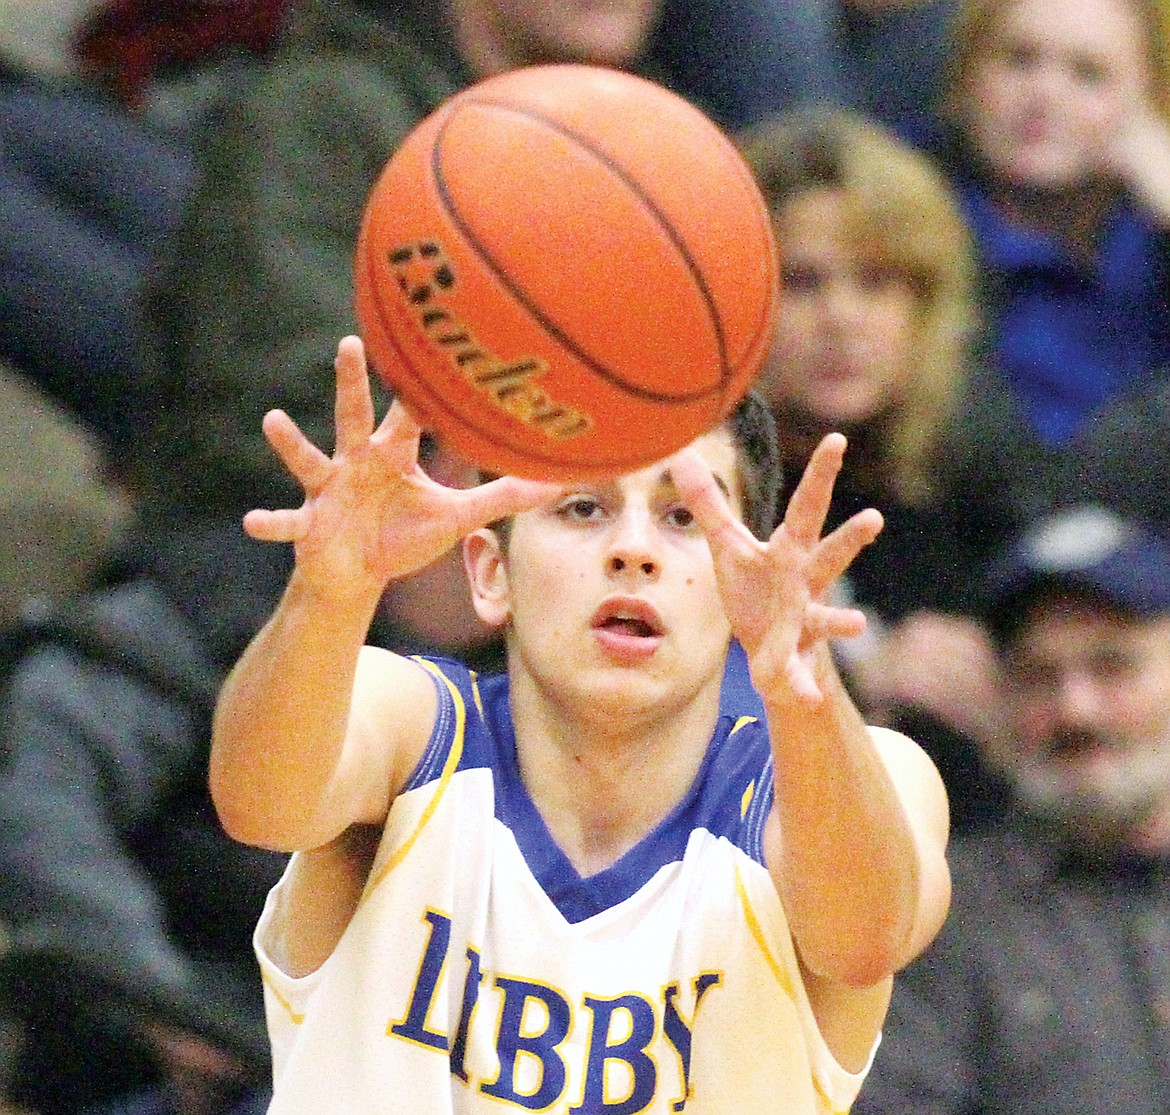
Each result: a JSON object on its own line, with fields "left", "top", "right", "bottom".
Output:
{"left": 464, "top": 528, "right": 511, "bottom": 627}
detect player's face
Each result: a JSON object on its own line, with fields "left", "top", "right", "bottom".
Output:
{"left": 758, "top": 188, "right": 918, "bottom": 428}
{"left": 485, "top": 0, "right": 664, "bottom": 68}
{"left": 961, "top": 0, "right": 1150, "bottom": 188}
{"left": 1002, "top": 598, "right": 1170, "bottom": 849}
{"left": 472, "top": 430, "right": 741, "bottom": 719}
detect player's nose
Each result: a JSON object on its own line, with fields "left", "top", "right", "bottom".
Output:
{"left": 605, "top": 506, "right": 659, "bottom": 577}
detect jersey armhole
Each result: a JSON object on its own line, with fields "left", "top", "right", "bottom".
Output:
{"left": 740, "top": 754, "right": 775, "bottom": 865}
{"left": 254, "top": 858, "right": 321, "bottom": 1010}
{"left": 400, "top": 657, "right": 461, "bottom": 792}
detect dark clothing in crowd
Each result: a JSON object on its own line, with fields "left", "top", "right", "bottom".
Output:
{"left": 1073, "top": 373, "right": 1170, "bottom": 542}
{"left": 858, "top": 812, "right": 1170, "bottom": 1115}
{"left": 956, "top": 179, "right": 1170, "bottom": 448}
{"left": 0, "top": 519, "right": 292, "bottom": 1113}
{"left": 654, "top": 0, "right": 959, "bottom": 143}
{"left": 0, "top": 78, "right": 195, "bottom": 456}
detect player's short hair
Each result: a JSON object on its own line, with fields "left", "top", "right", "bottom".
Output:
{"left": 729, "top": 388, "right": 782, "bottom": 540}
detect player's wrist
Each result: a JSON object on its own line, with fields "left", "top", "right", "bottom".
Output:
{"left": 284, "top": 563, "right": 387, "bottom": 624}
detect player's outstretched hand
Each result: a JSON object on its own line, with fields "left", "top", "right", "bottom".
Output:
{"left": 243, "top": 336, "right": 557, "bottom": 600}
{"left": 671, "top": 432, "right": 882, "bottom": 704}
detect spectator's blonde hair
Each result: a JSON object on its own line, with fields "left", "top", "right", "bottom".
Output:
{"left": 739, "top": 107, "right": 976, "bottom": 504}
{"left": 940, "top": 0, "right": 1170, "bottom": 122}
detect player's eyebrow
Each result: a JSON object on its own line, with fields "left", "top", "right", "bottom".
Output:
{"left": 660, "top": 467, "right": 731, "bottom": 501}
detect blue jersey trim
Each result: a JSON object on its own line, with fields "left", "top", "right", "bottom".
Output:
{"left": 741, "top": 755, "right": 775, "bottom": 863}
{"left": 400, "top": 657, "right": 462, "bottom": 792}
{"left": 399, "top": 654, "right": 774, "bottom": 924}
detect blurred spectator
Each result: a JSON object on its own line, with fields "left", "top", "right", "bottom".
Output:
{"left": 740, "top": 106, "right": 1019, "bottom": 830}
{"left": 0, "top": 1, "right": 286, "bottom": 457}
{"left": 0, "top": 514, "right": 288, "bottom": 1115}
{"left": 858, "top": 504, "right": 1170, "bottom": 1115}
{"left": 932, "top": 0, "right": 1170, "bottom": 449}
{"left": 0, "top": 363, "right": 132, "bottom": 631}
{"left": 653, "top": 0, "right": 962, "bottom": 145}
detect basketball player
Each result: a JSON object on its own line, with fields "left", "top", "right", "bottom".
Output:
{"left": 209, "top": 336, "right": 951, "bottom": 1113}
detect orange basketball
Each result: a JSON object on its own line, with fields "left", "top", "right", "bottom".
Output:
{"left": 354, "top": 63, "right": 779, "bottom": 480}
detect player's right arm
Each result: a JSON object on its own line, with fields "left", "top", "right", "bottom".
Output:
{"left": 209, "top": 577, "right": 435, "bottom": 852}
{"left": 209, "top": 336, "right": 554, "bottom": 852}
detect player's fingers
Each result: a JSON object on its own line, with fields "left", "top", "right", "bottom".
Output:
{"left": 372, "top": 397, "right": 424, "bottom": 464}
{"left": 453, "top": 477, "right": 560, "bottom": 534}
{"left": 803, "top": 600, "right": 870, "bottom": 643}
{"left": 670, "top": 448, "right": 755, "bottom": 552}
{"left": 334, "top": 336, "right": 376, "bottom": 452}
{"left": 242, "top": 507, "right": 308, "bottom": 543}
{"left": 784, "top": 652, "right": 825, "bottom": 706}
{"left": 782, "top": 433, "right": 846, "bottom": 549}
{"left": 263, "top": 409, "right": 333, "bottom": 490}
{"left": 806, "top": 508, "right": 884, "bottom": 599}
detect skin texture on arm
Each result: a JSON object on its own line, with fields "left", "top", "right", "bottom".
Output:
{"left": 671, "top": 434, "right": 951, "bottom": 1064}
{"left": 209, "top": 338, "right": 556, "bottom": 852}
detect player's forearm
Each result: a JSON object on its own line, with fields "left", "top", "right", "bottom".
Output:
{"left": 209, "top": 570, "right": 383, "bottom": 850}
{"left": 764, "top": 652, "right": 927, "bottom": 986}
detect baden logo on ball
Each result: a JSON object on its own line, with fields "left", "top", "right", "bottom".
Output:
{"left": 385, "top": 240, "right": 593, "bottom": 442}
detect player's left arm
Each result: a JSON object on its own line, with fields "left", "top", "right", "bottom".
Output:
{"left": 671, "top": 434, "right": 951, "bottom": 987}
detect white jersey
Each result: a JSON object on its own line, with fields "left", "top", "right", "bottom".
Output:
{"left": 255, "top": 657, "right": 874, "bottom": 1114}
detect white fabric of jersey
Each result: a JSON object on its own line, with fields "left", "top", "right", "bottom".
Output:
{"left": 255, "top": 656, "right": 874, "bottom": 1114}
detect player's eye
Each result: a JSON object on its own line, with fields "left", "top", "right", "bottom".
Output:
{"left": 556, "top": 495, "right": 605, "bottom": 522}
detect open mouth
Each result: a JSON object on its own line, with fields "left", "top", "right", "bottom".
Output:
{"left": 591, "top": 599, "right": 665, "bottom": 646}
{"left": 598, "top": 615, "right": 659, "bottom": 638}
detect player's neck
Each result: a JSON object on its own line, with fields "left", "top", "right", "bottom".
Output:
{"left": 509, "top": 673, "right": 721, "bottom": 876}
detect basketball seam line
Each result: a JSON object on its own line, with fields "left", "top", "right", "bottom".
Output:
{"left": 432, "top": 99, "right": 732, "bottom": 403}
{"left": 361, "top": 235, "right": 669, "bottom": 470}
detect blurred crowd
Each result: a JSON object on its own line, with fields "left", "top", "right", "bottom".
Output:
{"left": 0, "top": 1, "right": 1168, "bottom": 1113}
